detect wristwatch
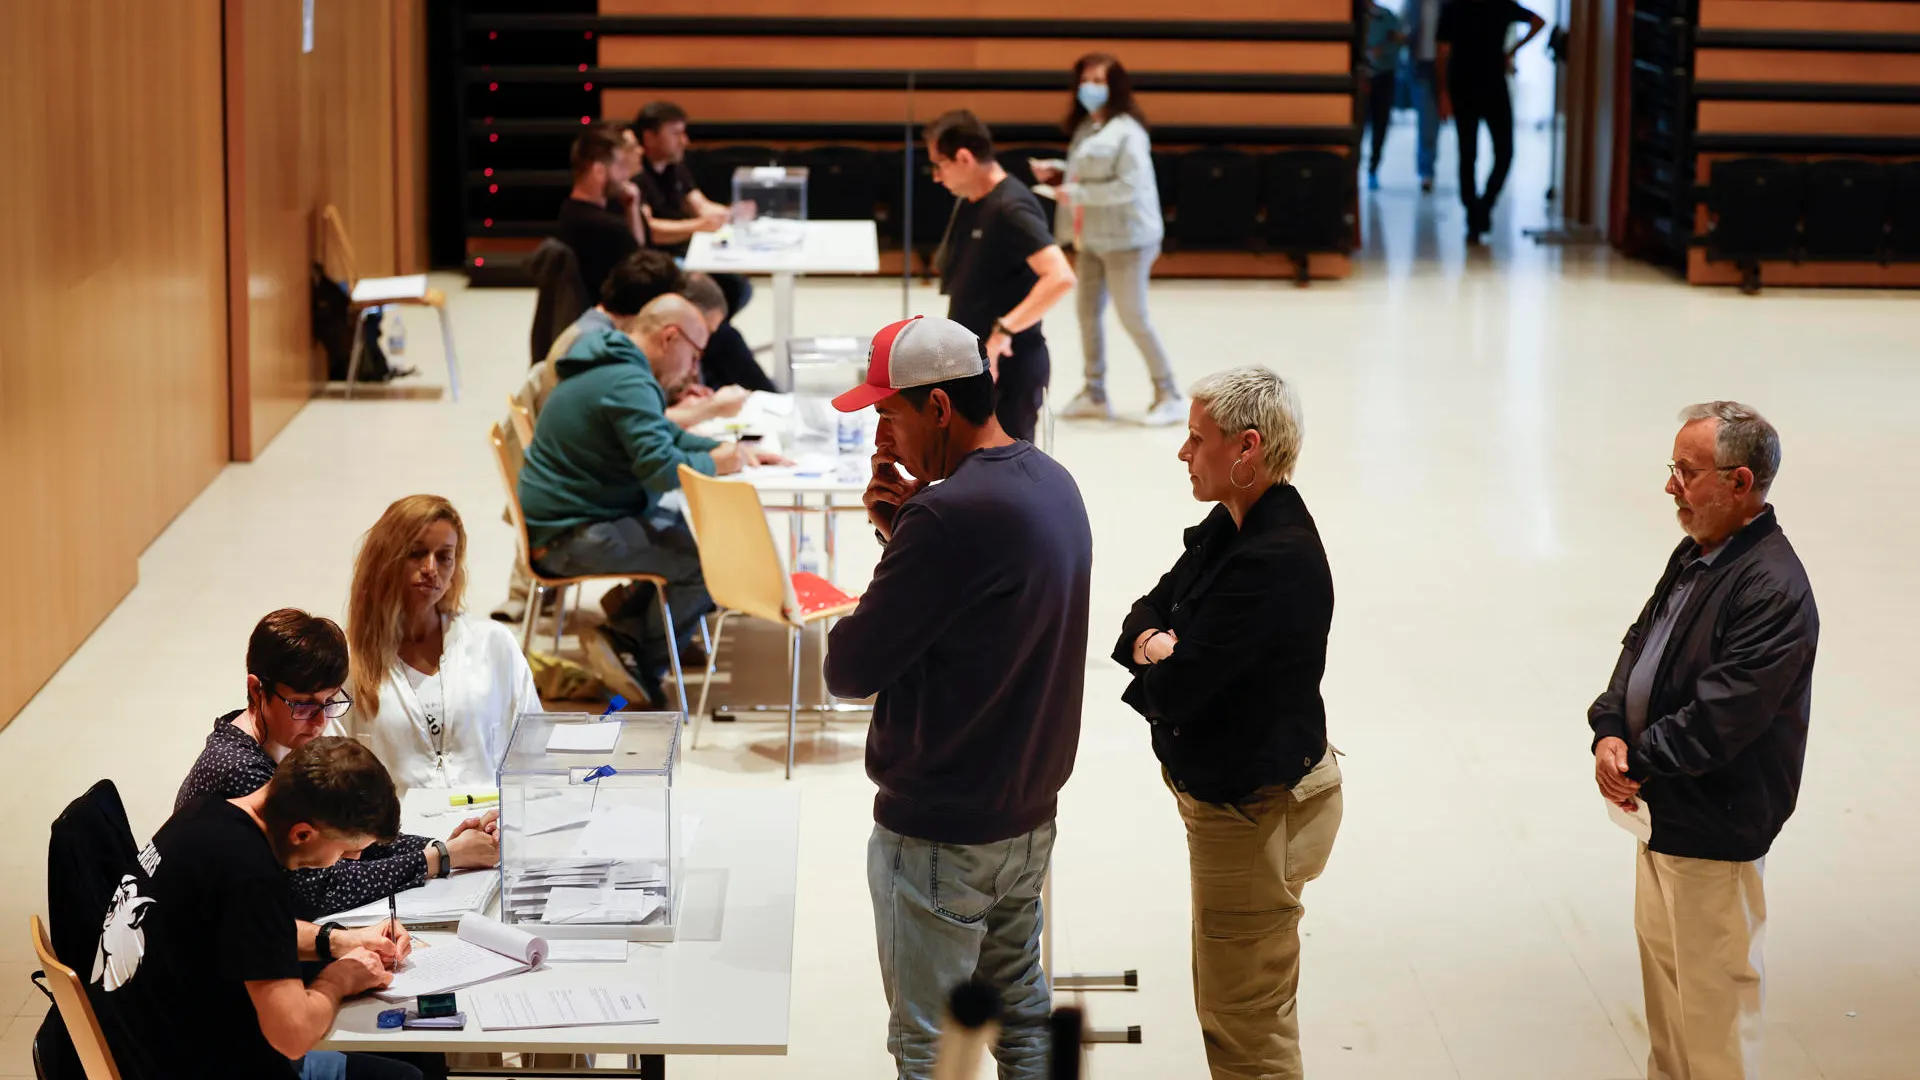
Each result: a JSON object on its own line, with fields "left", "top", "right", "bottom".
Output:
{"left": 429, "top": 838, "right": 452, "bottom": 878}
{"left": 316, "top": 921, "right": 346, "bottom": 964}
{"left": 993, "top": 319, "right": 1015, "bottom": 338}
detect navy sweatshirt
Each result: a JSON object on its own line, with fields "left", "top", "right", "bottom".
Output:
{"left": 825, "top": 442, "right": 1092, "bottom": 845}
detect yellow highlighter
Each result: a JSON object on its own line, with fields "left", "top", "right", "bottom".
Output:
{"left": 448, "top": 792, "right": 499, "bottom": 807}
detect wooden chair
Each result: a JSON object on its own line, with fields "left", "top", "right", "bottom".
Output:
{"left": 676, "top": 465, "right": 861, "bottom": 778}
{"left": 489, "top": 424, "right": 688, "bottom": 716}
{"left": 320, "top": 204, "right": 462, "bottom": 401}
{"left": 29, "top": 915, "right": 122, "bottom": 1080}
{"left": 506, "top": 395, "right": 536, "bottom": 452}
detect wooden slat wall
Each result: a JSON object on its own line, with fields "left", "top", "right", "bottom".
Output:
{"left": 1695, "top": 50, "right": 1920, "bottom": 85}
{"left": 0, "top": 0, "right": 230, "bottom": 727}
{"left": 600, "top": 0, "right": 1348, "bottom": 19}
{"left": 602, "top": 87, "right": 1350, "bottom": 127}
{"left": 1699, "top": 0, "right": 1920, "bottom": 32}
{"left": 598, "top": 37, "right": 1351, "bottom": 74}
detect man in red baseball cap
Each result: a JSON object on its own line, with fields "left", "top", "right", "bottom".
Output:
{"left": 826, "top": 315, "right": 1093, "bottom": 1079}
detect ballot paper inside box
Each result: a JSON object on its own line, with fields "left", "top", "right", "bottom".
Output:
{"left": 498, "top": 711, "right": 682, "bottom": 941}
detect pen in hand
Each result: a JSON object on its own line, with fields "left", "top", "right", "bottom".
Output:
{"left": 385, "top": 891, "right": 400, "bottom": 971}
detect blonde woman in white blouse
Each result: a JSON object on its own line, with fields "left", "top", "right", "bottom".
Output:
{"left": 335, "top": 495, "right": 540, "bottom": 797}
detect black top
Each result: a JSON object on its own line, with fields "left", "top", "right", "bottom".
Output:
{"left": 699, "top": 322, "right": 775, "bottom": 393}
{"left": 942, "top": 176, "right": 1056, "bottom": 341}
{"left": 554, "top": 197, "right": 641, "bottom": 303}
{"left": 100, "top": 799, "right": 302, "bottom": 1079}
{"left": 1436, "top": 0, "right": 1536, "bottom": 91}
{"left": 637, "top": 158, "right": 701, "bottom": 257}
{"left": 1115, "top": 485, "right": 1335, "bottom": 805}
{"left": 177, "top": 712, "right": 430, "bottom": 920}
{"left": 1588, "top": 507, "right": 1820, "bottom": 862}
{"left": 824, "top": 443, "right": 1092, "bottom": 845}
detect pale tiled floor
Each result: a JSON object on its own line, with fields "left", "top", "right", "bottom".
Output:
{"left": 4, "top": 119, "right": 1918, "bottom": 1079}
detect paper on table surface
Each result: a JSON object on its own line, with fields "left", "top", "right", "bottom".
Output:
{"left": 1607, "top": 798, "right": 1653, "bottom": 844}
{"left": 375, "top": 914, "right": 547, "bottom": 1001}
{"left": 317, "top": 871, "right": 498, "bottom": 926}
{"left": 548, "top": 939, "right": 629, "bottom": 963}
{"left": 544, "top": 722, "right": 621, "bottom": 753}
{"left": 349, "top": 274, "right": 429, "bottom": 303}
{"left": 468, "top": 985, "right": 658, "bottom": 1031}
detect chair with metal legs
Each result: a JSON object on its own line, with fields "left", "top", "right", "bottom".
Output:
{"left": 489, "top": 424, "right": 688, "bottom": 715}
{"left": 676, "top": 465, "right": 860, "bottom": 778}
{"left": 321, "top": 205, "right": 462, "bottom": 401}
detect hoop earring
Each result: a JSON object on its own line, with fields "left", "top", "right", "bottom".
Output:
{"left": 1229, "top": 458, "right": 1256, "bottom": 490}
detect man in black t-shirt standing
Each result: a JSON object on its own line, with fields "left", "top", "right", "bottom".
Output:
{"left": 926, "top": 110, "right": 1077, "bottom": 443}
{"left": 1436, "top": 0, "right": 1545, "bottom": 244}
{"left": 632, "top": 101, "right": 753, "bottom": 318}
{"left": 98, "top": 737, "right": 415, "bottom": 1079}
{"left": 554, "top": 124, "right": 650, "bottom": 301}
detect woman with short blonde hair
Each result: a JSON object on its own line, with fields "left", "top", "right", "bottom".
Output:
{"left": 339, "top": 495, "right": 539, "bottom": 798}
{"left": 1113, "top": 366, "right": 1342, "bottom": 1079}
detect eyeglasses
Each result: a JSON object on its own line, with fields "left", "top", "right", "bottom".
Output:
{"left": 271, "top": 688, "right": 353, "bottom": 721}
{"left": 678, "top": 327, "right": 707, "bottom": 365}
{"left": 1666, "top": 461, "right": 1739, "bottom": 483}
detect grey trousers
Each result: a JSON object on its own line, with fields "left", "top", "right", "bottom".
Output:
{"left": 1075, "top": 244, "right": 1177, "bottom": 400}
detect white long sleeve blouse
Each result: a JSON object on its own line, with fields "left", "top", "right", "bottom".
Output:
{"left": 331, "top": 613, "right": 540, "bottom": 795}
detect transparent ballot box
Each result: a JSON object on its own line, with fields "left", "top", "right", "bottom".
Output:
{"left": 731, "top": 165, "right": 808, "bottom": 250}
{"left": 497, "top": 711, "right": 682, "bottom": 941}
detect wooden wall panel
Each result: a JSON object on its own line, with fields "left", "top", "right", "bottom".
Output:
{"left": 0, "top": 0, "right": 230, "bottom": 726}
{"left": 599, "top": 36, "right": 1351, "bottom": 75}
{"left": 394, "top": 0, "right": 431, "bottom": 272}
{"left": 603, "top": 88, "right": 1351, "bottom": 127}
{"left": 1695, "top": 50, "right": 1920, "bottom": 85}
{"left": 599, "top": 0, "right": 1349, "bottom": 20}
{"left": 1699, "top": 0, "right": 1920, "bottom": 32}
{"left": 1696, "top": 100, "right": 1920, "bottom": 135}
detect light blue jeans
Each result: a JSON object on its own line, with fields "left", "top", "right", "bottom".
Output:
{"left": 1413, "top": 60, "right": 1441, "bottom": 181}
{"left": 868, "top": 821, "right": 1056, "bottom": 1080}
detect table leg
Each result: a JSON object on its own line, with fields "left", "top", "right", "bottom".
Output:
{"left": 788, "top": 495, "right": 803, "bottom": 574}
{"left": 771, "top": 270, "right": 796, "bottom": 391}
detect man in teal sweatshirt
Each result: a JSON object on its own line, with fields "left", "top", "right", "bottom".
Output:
{"left": 518, "top": 294, "right": 781, "bottom": 703}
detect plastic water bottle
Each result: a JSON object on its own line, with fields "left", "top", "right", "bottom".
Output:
{"left": 837, "top": 410, "right": 863, "bottom": 456}
{"left": 795, "top": 531, "right": 821, "bottom": 577}
{"left": 385, "top": 309, "right": 407, "bottom": 357}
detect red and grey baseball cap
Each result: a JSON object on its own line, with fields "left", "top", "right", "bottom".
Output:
{"left": 830, "top": 315, "right": 985, "bottom": 413}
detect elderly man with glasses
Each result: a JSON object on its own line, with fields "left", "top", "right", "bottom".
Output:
{"left": 178, "top": 609, "right": 499, "bottom": 922}
{"left": 1587, "top": 402, "right": 1819, "bottom": 1080}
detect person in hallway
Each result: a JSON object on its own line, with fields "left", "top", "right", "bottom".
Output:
{"left": 553, "top": 124, "right": 649, "bottom": 301}
{"left": 1035, "top": 54, "right": 1183, "bottom": 427}
{"left": 495, "top": 250, "right": 688, "bottom": 626}
{"left": 1401, "top": 0, "right": 1445, "bottom": 192}
{"left": 682, "top": 271, "right": 775, "bottom": 393}
{"left": 631, "top": 100, "right": 753, "bottom": 318}
{"left": 822, "top": 316, "right": 1092, "bottom": 1080}
{"left": 1114, "top": 367, "right": 1342, "bottom": 1080}
{"left": 338, "top": 496, "right": 539, "bottom": 797}
{"left": 1588, "top": 402, "right": 1817, "bottom": 1080}
{"left": 108, "top": 736, "right": 419, "bottom": 1079}
{"left": 926, "top": 109, "right": 1078, "bottom": 443}
{"left": 177, "top": 609, "right": 498, "bottom": 921}
{"left": 1437, "top": 0, "right": 1544, "bottom": 243}
{"left": 1362, "top": 1, "right": 1407, "bottom": 190}
{"left": 518, "top": 294, "right": 785, "bottom": 705}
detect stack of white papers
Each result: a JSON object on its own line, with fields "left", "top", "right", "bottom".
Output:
{"left": 467, "top": 986, "right": 657, "bottom": 1031}
{"left": 318, "top": 871, "right": 499, "bottom": 927}
{"left": 544, "top": 722, "right": 622, "bottom": 753}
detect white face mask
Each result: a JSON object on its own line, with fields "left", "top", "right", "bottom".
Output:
{"left": 1077, "top": 82, "right": 1110, "bottom": 113}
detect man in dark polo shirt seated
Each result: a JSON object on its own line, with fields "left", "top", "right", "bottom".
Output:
{"left": 554, "top": 123, "right": 650, "bottom": 301}
{"left": 632, "top": 100, "right": 753, "bottom": 318}
{"left": 823, "top": 316, "right": 1092, "bottom": 1080}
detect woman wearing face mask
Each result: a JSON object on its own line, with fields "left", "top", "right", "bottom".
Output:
{"left": 337, "top": 495, "right": 540, "bottom": 798}
{"left": 1113, "top": 367, "right": 1343, "bottom": 1079}
{"left": 1035, "top": 53, "right": 1182, "bottom": 426}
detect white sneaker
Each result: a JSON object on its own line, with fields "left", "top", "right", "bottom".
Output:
{"left": 1141, "top": 396, "right": 1187, "bottom": 427}
{"left": 1058, "top": 389, "right": 1113, "bottom": 420}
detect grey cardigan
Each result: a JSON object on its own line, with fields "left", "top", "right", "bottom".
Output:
{"left": 1056, "top": 113, "right": 1163, "bottom": 254}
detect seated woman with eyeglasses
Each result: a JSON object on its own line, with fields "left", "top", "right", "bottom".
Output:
{"left": 335, "top": 495, "right": 539, "bottom": 797}
{"left": 176, "top": 608, "right": 498, "bottom": 921}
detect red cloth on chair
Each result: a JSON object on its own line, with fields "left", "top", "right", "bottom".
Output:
{"left": 790, "top": 572, "right": 856, "bottom": 618}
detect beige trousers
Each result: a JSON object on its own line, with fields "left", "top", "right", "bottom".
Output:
{"left": 1634, "top": 844, "right": 1767, "bottom": 1080}
{"left": 1173, "top": 753, "right": 1343, "bottom": 1080}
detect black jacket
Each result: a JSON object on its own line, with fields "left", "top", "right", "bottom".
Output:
{"left": 1589, "top": 507, "right": 1819, "bottom": 862}
{"left": 1114, "top": 485, "right": 1334, "bottom": 804}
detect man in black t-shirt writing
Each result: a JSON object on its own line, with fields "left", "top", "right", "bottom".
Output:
{"left": 554, "top": 124, "right": 651, "bottom": 301}
{"left": 99, "top": 736, "right": 417, "bottom": 1079}
{"left": 632, "top": 101, "right": 753, "bottom": 318}
{"left": 1436, "top": 0, "right": 1545, "bottom": 244}
{"left": 926, "top": 110, "right": 1077, "bottom": 444}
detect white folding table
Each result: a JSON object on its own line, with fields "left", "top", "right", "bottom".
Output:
{"left": 320, "top": 787, "right": 800, "bottom": 1076}
{"left": 683, "top": 221, "right": 881, "bottom": 390}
